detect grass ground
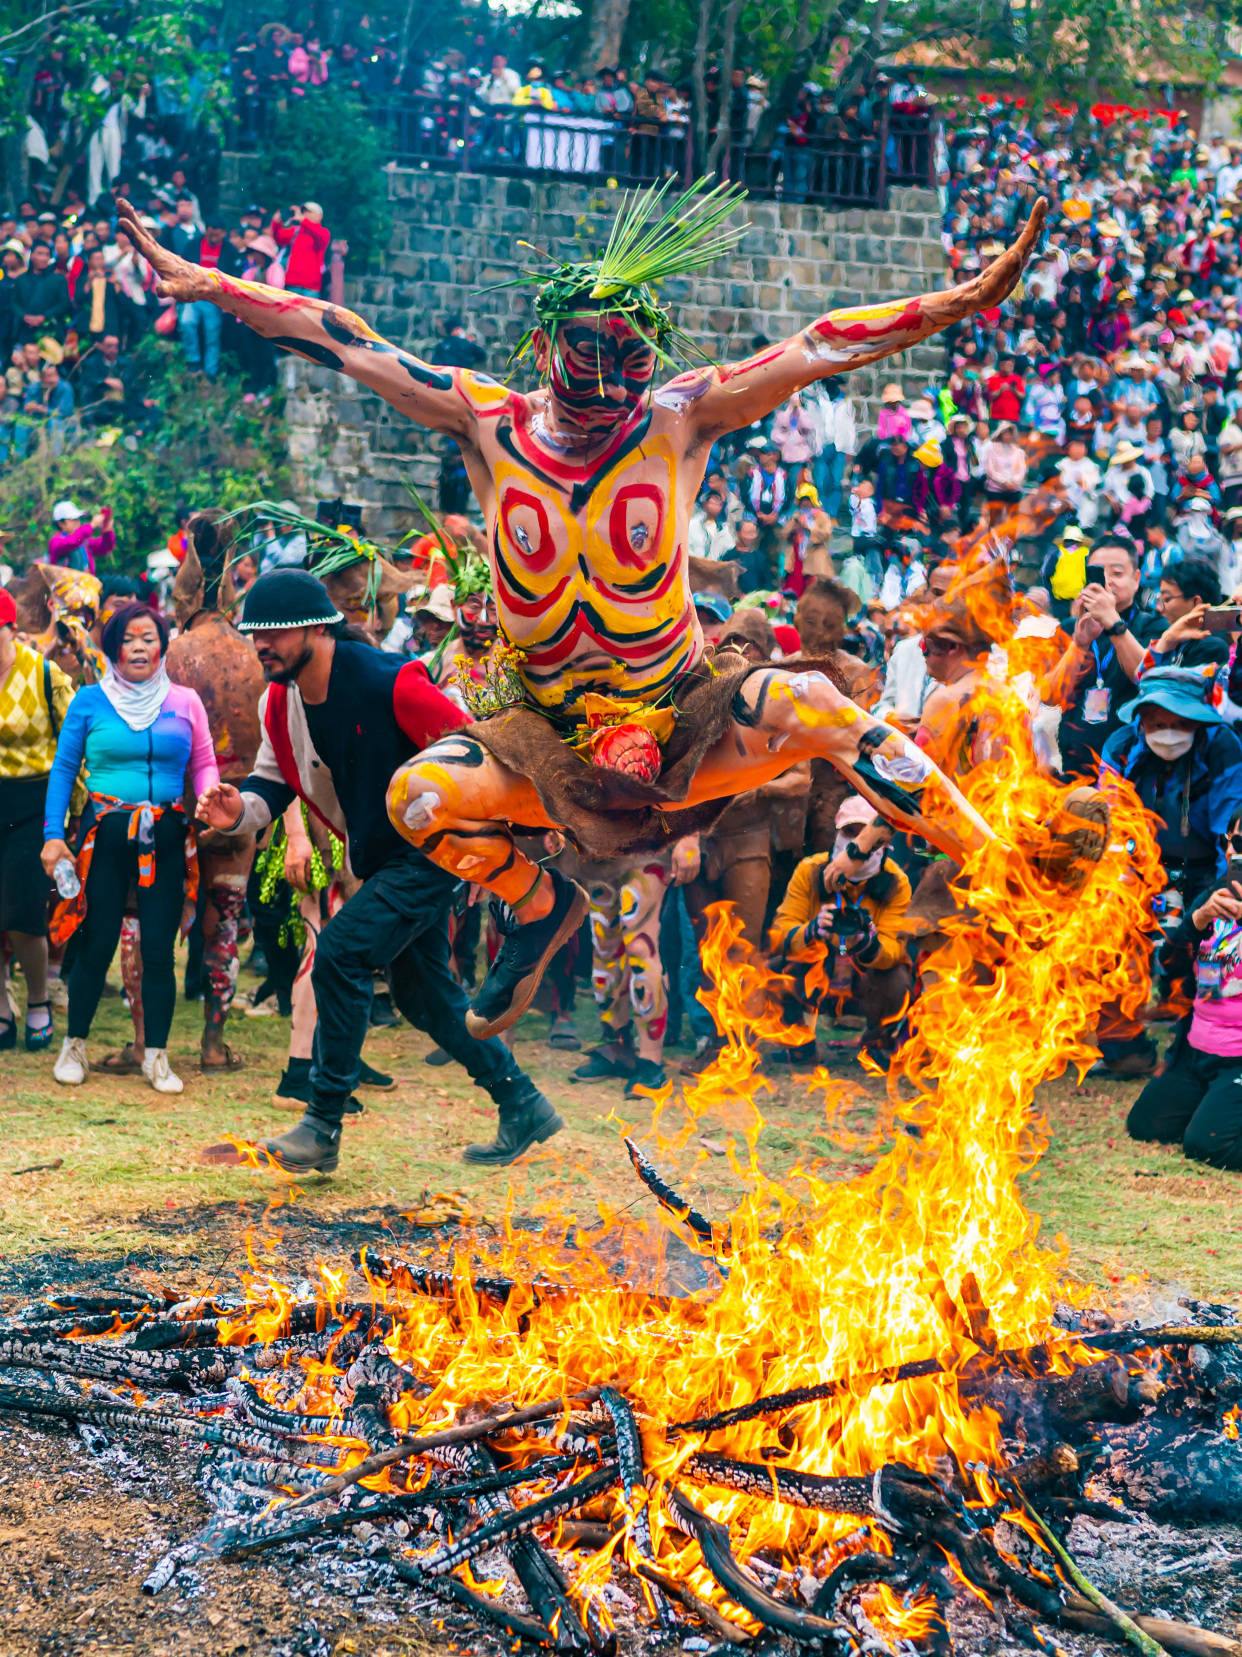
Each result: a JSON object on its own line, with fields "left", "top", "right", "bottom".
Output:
{"left": 3, "top": 959, "right": 1241, "bottom": 1302}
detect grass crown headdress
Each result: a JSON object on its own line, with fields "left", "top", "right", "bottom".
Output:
{"left": 508, "top": 176, "right": 748, "bottom": 368}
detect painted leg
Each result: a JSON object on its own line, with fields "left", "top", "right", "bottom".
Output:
{"left": 587, "top": 876, "right": 630, "bottom": 1041}
{"left": 201, "top": 881, "right": 246, "bottom": 1063}
{"left": 690, "top": 667, "right": 994, "bottom": 864}
{"left": 618, "top": 863, "right": 671, "bottom": 1066}
{"left": 121, "top": 914, "right": 145, "bottom": 1058}
{"left": 388, "top": 735, "right": 556, "bottom": 916}
{"left": 387, "top": 736, "right": 589, "bottom": 1039}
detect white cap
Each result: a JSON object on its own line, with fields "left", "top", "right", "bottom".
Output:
{"left": 52, "top": 499, "right": 81, "bottom": 523}
{"left": 836, "top": 794, "right": 875, "bottom": 832}
{"left": 1184, "top": 497, "right": 1212, "bottom": 513}
{"left": 146, "top": 547, "right": 180, "bottom": 574}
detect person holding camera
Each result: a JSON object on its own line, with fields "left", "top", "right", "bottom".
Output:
{"left": 1054, "top": 541, "right": 1162, "bottom": 779}
{"left": 1126, "top": 814, "right": 1242, "bottom": 1169}
{"left": 768, "top": 794, "right": 913, "bottom": 1067}
{"left": 1143, "top": 557, "right": 1231, "bottom": 673}
{"left": 271, "top": 203, "right": 330, "bottom": 299}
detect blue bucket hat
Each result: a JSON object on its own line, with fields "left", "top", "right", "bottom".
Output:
{"left": 1117, "top": 664, "right": 1223, "bottom": 725}
{"left": 693, "top": 589, "right": 733, "bottom": 623}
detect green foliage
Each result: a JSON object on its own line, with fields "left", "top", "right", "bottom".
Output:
{"left": 0, "top": 338, "right": 290, "bottom": 574}
{"left": 0, "top": 1, "right": 227, "bottom": 200}
{"left": 246, "top": 92, "right": 393, "bottom": 269}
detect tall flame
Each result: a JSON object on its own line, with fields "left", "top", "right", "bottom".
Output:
{"left": 226, "top": 561, "right": 1164, "bottom": 1637}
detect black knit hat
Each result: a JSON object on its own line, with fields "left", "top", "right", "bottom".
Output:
{"left": 236, "top": 569, "right": 344, "bottom": 632}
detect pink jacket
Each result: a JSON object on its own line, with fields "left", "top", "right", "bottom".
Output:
{"left": 48, "top": 524, "right": 115, "bottom": 574}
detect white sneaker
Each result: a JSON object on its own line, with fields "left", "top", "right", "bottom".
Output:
{"left": 53, "top": 1036, "right": 89, "bottom": 1085}
{"left": 141, "top": 1048, "right": 183, "bottom": 1094}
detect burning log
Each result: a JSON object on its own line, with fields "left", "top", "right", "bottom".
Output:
{"left": 599, "top": 1387, "right": 674, "bottom": 1626}
{"left": 622, "top": 1137, "right": 729, "bottom": 1271}
{"left": 970, "top": 1356, "right": 1164, "bottom": 1435}
{"left": 668, "top": 1487, "right": 851, "bottom": 1647}
{"left": 405, "top": 1463, "right": 620, "bottom": 1576}
{"left": 272, "top": 1388, "right": 603, "bottom": 1517}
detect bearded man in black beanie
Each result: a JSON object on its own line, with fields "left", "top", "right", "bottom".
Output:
{"left": 196, "top": 568, "right": 564, "bottom": 1174}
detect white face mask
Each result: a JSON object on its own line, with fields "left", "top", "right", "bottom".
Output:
{"left": 832, "top": 831, "right": 884, "bottom": 880}
{"left": 1145, "top": 727, "right": 1195, "bottom": 761}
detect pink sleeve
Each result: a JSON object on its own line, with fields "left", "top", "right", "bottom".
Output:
{"left": 179, "top": 687, "right": 221, "bottom": 798}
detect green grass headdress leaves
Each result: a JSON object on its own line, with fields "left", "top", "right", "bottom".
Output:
{"left": 505, "top": 176, "right": 748, "bottom": 369}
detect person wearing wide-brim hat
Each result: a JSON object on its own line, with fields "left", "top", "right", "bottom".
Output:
{"left": 1103, "top": 665, "right": 1242, "bottom": 911}
{"left": 194, "top": 567, "right": 566, "bottom": 1175}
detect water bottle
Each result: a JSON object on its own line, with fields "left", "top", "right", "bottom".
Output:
{"left": 53, "top": 858, "right": 80, "bottom": 900}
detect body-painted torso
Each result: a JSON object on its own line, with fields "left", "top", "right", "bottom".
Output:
{"left": 460, "top": 375, "right": 707, "bottom": 718}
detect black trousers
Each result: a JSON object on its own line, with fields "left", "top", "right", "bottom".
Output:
{"left": 1127, "top": 1044, "right": 1242, "bottom": 1169}
{"left": 68, "top": 810, "right": 187, "bottom": 1048}
{"left": 310, "top": 852, "right": 517, "bottom": 1122}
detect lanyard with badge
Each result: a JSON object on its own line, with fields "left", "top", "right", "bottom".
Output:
{"left": 1083, "top": 637, "right": 1114, "bottom": 724}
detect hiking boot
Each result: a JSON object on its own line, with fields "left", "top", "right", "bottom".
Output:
{"left": 624, "top": 1058, "right": 667, "bottom": 1098}
{"left": 262, "top": 1114, "right": 342, "bottom": 1174}
{"left": 1037, "top": 786, "right": 1112, "bottom": 893}
{"left": 1088, "top": 1051, "right": 1157, "bottom": 1080}
{"left": 53, "top": 1035, "right": 89, "bottom": 1085}
{"left": 463, "top": 1076, "right": 564, "bottom": 1166}
{"left": 466, "top": 872, "right": 589, "bottom": 1039}
{"left": 767, "top": 1040, "right": 819, "bottom": 1068}
{"left": 358, "top": 1059, "right": 395, "bottom": 1089}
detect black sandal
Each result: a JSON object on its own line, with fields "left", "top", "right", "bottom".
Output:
{"left": 0, "top": 1014, "right": 15, "bottom": 1052}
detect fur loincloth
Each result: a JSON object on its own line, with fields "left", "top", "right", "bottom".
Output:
{"left": 467, "top": 655, "right": 844, "bottom": 859}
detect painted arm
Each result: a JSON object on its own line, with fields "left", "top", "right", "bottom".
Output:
{"left": 117, "top": 200, "right": 482, "bottom": 441}
{"left": 677, "top": 199, "right": 1047, "bottom": 442}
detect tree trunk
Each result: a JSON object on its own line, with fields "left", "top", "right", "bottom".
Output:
{"left": 756, "top": 0, "right": 865, "bottom": 149}
{"left": 835, "top": 0, "right": 890, "bottom": 107}
{"left": 579, "top": 0, "right": 633, "bottom": 74}
{"left": 0, "top": 46, "right": 40, "bottom": 209}
{"left": 706, "top": 0, "right": 744, "bottom": 175}
{"left": 691, "top": 0, "right": 712, "bottom": 170}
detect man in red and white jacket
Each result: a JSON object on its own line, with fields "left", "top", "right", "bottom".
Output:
{"left": 271, "top": 203, "right": 331, "bottom": 298}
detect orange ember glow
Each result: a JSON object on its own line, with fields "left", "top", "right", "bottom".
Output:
{"left": 208, "top": 555, "right": 1164, "bottom": 1629}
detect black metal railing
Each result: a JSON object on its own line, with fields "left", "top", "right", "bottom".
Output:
{"left": 230, "top": 89, "right": 937, "bottom": 208}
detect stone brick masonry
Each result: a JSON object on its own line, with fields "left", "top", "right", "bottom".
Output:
{"left": 219, "top": 160, "right": 948, "bottom": 537}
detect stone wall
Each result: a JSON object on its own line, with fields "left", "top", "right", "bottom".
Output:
{"left": 219, "top": 160, "right": 947, "bottom": 537}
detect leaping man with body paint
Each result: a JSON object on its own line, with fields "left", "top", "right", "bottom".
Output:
{"left": 126, "top": 182, "right": 1109, "bottom": 1170}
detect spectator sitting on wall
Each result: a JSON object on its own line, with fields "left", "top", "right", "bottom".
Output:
{"left": 271, "top": 202, "right": 330, "bottom": 298}
{"left": 479, "top": 53, "right": 521, "bottom": 105}
{"left": 430, "top": 315, "right": 487, "bottom": 370}
{"left": 78, "top": 332, "right": 159, "bottom": 430}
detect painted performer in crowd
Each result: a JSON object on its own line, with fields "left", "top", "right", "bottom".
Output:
{"left": 123, "top": 185, "right": 1107, "bottom": 1101}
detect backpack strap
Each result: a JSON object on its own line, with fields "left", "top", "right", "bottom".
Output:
{"left": 41, "top": 655, "right": 61, "bottom": 738}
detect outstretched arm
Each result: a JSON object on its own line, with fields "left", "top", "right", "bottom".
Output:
{"left": 672, "top": 199, "right": 1047, "bottom": 444}
{"left": 117, "top": 200, "right": 485, "bottom": 441}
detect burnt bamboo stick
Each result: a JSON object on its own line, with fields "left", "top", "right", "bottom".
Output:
{"left": 600, "top": 1387, "right": 673, "bottom": 1626}
{"left": 671, "top": 1325, "right": 1238, "bottom": 1438}
{"left": 273, "top": 1389, "right": 603, "bottom": 1517}
{"left": 622, "top": 1137, "right": 728, "bottom": 1267}
{"left": 407, "top": 1464, "right": 619, "bottom": 1576}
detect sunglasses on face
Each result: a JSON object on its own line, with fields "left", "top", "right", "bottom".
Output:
{"left": 1228, "top": 833, "right": 1242, "bottom": 856}
{"left": 922, "top": 634, "right": 962, "bottom": 656}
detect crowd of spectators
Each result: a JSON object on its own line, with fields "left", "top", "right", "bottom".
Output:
{"left": 10, "top": 77, "right": 1242, "bottom": 1169}
{"left": 0, "top": 185, "right": 338, "bottom": 464}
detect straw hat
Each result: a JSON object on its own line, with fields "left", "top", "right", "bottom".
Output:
{"left": 880, "top": 383, "right": 904, "bottom": 404}
{"left": 1111, "top": 440, "right": 1144, "bottom": 465}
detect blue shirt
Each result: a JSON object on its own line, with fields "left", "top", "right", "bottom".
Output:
{"left": 44, "top": 684, "right": 207, "bottom": 838}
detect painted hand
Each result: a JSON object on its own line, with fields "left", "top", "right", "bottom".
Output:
{"left": 116, "top": 200, "right": 213, "bottom": 303}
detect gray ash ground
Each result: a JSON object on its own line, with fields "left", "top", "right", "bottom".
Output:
{"left": 1, "top": 1216, "right": 1240, "bottom": 1657}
